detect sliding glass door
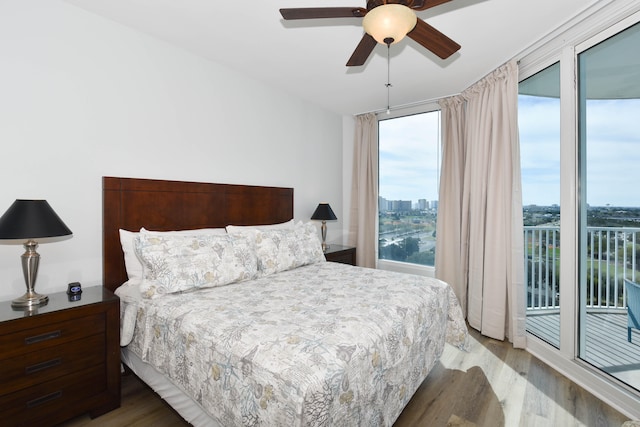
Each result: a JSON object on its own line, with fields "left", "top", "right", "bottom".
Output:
{"left": 577, "top": 21, "right": 640, "bottom": 391}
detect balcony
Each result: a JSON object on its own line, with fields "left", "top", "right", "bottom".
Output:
{"left": 525, "top": 226, "right": 640, "bottom": 390}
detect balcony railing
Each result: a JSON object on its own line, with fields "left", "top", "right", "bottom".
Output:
{"left": 525, "top": 226, "right": 640, "bottom": 311}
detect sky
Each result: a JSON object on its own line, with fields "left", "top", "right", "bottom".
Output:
{"left": 519, "top": 97, "right": 640, "bottom": 207}
{"left": 379, "top": 111, "right": 440, "bottom": 204}
{"left": 518, "top": 95, "right": 561, "bottom": 206}
{"left": 379, "top": 98, "right": 640, "bottom": 208}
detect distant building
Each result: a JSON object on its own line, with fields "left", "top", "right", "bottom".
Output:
{"left": 379, "top": 196, "right": 389, "bottom": 212}
{"left": 418, "top": 199, "right": 427, "bottom": 210}
{"left": 400, "top": 200, "right": 412, "bottom": 211}
{"left": 391, "top": 200, "right": 412, "bottom": 212}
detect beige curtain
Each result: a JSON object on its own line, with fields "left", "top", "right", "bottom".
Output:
{"left": 436, "top": 60, "right": 526, "bottom": 347}
{"left": 435, "top": 95, "right": 467, "bottom": 314}
{"left": 348, "top": 113, "right": 378, "bottom": 268}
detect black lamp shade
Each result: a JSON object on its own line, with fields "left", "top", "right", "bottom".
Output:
{"left": 0, "top": 200, "right": 72, "bottom": 240}
{"left": 311, "top": 203, "right": 337, "bottom": 221}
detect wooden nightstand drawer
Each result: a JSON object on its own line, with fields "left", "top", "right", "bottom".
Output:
{"left": 0, "top": 365, "right": 106, "bottom": 426}
{"left": 0, "top": 312, "right": 105, "bottom": 359}
{"left": 0, "top": 333, "right": 105, "bottom": 396}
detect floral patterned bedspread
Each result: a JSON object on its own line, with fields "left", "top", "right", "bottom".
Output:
{"left": 122, "top": 262, "right": 468, "bottom": 426}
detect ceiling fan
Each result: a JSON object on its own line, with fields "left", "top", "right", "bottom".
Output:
{"left": 280, "top": 0, "right": 461, "bottom": 66}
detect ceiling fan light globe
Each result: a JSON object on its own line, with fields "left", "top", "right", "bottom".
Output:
{"left": 362, "top": 4, "right": 417, "bottom": 45}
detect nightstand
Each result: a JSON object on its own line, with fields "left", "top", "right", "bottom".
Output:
{"left": 0, "top": 286, "right": 120, "bottom": 426}
{"left": 323, "top": 244, "right": 357, "bottom": 266}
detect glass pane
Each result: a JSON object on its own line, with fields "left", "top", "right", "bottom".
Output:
{"left": 519, "top": 62, "right": 561, "bottom": 349}
{"left": 578, "top": 21, "right": 640, "bottom": 392}
{"left": 378, "top": 112, "right": 440, "bottom": 267}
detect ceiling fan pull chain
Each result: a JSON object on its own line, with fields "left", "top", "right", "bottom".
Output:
{"left": 385, "top": 40, "right": 392, "bottom": 114}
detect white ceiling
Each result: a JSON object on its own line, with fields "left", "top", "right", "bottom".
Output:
{"left": 63, "top": 0, "right": 601, "bottom": 115}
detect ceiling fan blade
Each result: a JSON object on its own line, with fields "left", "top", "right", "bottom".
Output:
{"left": 407, "top": 19, "right": 460, "bottom": 59}
{"left": 346, "top": 33, "right": 377, "bottom": 66}
{"left": 410, "top": 0, "right": 453, "bottom": 11}
{"left": 280, "top": 7, "right": 366, "bottom": 20}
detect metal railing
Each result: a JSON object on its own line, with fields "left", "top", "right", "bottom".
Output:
{"left": 525, "top": 226, "right": 640, "bottom": 311}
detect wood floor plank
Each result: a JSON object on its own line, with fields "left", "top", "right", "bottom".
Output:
{"left": 494, "top": 346, "right": 529, "bottom": 427}
{"left": 396, "top": 328, "right": 631, "bottom": 426}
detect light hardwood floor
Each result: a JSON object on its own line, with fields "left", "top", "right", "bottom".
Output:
{"left": 62, "top": 327, "right": 635, "bottom": 427}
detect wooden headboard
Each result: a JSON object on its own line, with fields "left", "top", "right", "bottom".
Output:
{"left": 102, "top": 176, "right": 294, "bottom": 293}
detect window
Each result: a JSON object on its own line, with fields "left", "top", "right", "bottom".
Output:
{"left": 378, "top": 111, "right": 441, "bottom": 268}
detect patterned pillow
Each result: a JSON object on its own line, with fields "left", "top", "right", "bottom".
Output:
{"left": 255, "top": 221, "right": 325, "bottom": 275}
{"left": 119, "top": 227, "right": 226, "bottom": 284}
{"left": 134, "top": 233, "right": 258, "bottom": 299}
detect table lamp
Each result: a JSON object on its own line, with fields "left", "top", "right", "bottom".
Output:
{"left": 0, "top": 200, "right": 72, "bottom": 308}
{"left": 311, "top": 203, "right": 337, "bottom": 252}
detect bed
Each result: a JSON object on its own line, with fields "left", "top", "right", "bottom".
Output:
{"left": 102, "top": 176, "right": 468, "bottom": 426}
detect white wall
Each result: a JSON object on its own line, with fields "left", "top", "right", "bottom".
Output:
{"left": 0, "top": 0, "right": 344, "bottom": 300}
{"left": 341, "top": 115, "right": 355, "bottom": 245}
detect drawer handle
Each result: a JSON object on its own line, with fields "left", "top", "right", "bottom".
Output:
{"left": 25, "top": 330, "right": 61, "bottom": 345}
{"left": 27, "top": 391, "right": 62, "bottom": 408}
{"left": 25, "top": 358, "right": 62, "bottom": 375}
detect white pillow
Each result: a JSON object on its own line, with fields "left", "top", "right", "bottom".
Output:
{"left": 118, "top": 227, "right": 227, "bottom": 283}
{"left": 255, "top": 221, "right": 325, "bottom": 276}
{"left": 119, "top": 229, "right": 143, "bottom": 284}
{"left": 134, "top": 232, "right": 257, "bottom": 299}
{"left": 226, "top": 219, "right": 295, "bottom": 234}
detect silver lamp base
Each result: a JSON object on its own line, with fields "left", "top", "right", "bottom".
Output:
{"left": 12, "top": 291, "right": 49, "bottom": 308}
{"left": 12, "top": 239, "right": 48, "bottom": 309}
{"left": 320, "top": 220, "right": 330, "bottom": 252}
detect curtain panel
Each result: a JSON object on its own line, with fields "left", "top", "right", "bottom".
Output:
{"left": 348, "top": 113, "right": 378, "bottom": 268}
{"left": 435, "top": 95, "right": 467, "bottom": 314}
{"left": 437, "top": 60, "right": 526, "bottom": 347}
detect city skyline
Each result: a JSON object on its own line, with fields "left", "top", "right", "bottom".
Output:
{"left": 378, "top": 195, "right": 438, "bottom": 210}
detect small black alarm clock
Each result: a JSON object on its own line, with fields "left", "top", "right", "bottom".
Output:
{"left": 67, "top": 282, "right": 82, "bottom": 301}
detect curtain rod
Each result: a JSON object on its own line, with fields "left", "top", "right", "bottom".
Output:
{"left": 362, "top": 58, "right": 521, "bottom": 118}
{"left": 354, "top": 92, "right": 460, "bottom": 117}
